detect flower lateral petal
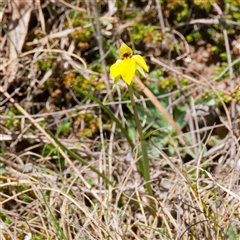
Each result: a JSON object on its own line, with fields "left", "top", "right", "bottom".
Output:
{"left": 119, "top": 58, "right": 136, "bottom": 85}
{"left": 132, "top": 55, "right": 149, "bottom": 72}
{"left": 110, "top": 59, "right": 122, "bottom": 78}
{"left": 136, "top": 65, "right": 146, "bottom": 77}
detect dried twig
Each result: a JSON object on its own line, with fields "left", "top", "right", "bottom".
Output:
{"left": 90, "top": 0, "right": 110, "bottom": 93}
{"left": 134, "top": 77, "right": 192, "bottom": 148}
{"left": 6, "top": 0, "right": 33, "bottom": 86}
{"left": 155, "top": 0, "right": 165, "bottom": 33}
{"left": 173, "top": 18, "right": 240, "bottom": 29}
{"left": 213, "top": 3, "right": 236, "bottom": 166}
{"left": 213, "top": 3, "right": 235, "bottom": 123}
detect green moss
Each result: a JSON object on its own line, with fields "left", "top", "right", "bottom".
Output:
{"left": 36, "top": 59, "right": 53, "bottom": 71}
{"left": 235, "top": 88, "right": 240, "bottom": 101}
{"left": 158, "top": 77, "right": 175, "bottom": 90}
{"left": 180, "top": 78, "right": 189, "bottom": 87}
{"left": 186, "top": 31, "right": 202, "bottom": 43}
{"left": 68, "top": 10, "right": 90, "bottom": 26}
{"left": 64, "top": 72, "right": 105, "bottom": 93}
{"left": 132, "top": 23, "right": 145, "bottom": 41}
{"left": 20, "top": 194, "right": 32, "bottom": 203}
{"left": 0, "top": 212, "right": 12, "bottom": 224}
{"left": 71, "top": 28, "right": 92, "bottom": 43}
{"left": 32, "top": 235, "right": 47, "bottom": 240}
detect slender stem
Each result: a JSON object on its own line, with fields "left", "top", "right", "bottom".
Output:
{"left": 90, "top": 0, "right": 110, "bottom": 94}
{"left": 128, "top": 84, "right": 153, "bottom": 197}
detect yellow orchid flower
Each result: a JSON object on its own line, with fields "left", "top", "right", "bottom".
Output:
{"left": 110, "top": 42, "right": 149, "bottom": 85}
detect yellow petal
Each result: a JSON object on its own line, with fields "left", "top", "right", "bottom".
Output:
{"left": 132, "top": 55, "right": 149, "bottom": 72}
{"left": 136, "top": 65, "right": 146, "bottom": 77}
{"left": 119, "top": 42, "right": 133, "bottom": 59}
{"left": 119, "top": 58, "right": 136, "bottom": 85}
{"left": 110, "top": 59, "right": 122, "bottom": 78}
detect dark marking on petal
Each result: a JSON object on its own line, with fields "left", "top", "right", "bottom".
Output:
{"left": 122, "top": 52, "right": 131, "bottom": 59}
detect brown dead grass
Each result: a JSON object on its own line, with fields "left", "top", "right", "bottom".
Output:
{"left": 1, "top": 1, "right": 240, "bottom": 240}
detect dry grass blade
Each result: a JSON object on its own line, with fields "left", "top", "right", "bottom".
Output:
{"left": 6, "top": 0, "right": 33, "bottom": 86}
{"left": 134, "top": 76, "right": 192, "bottom": 148}
{"left": 1, "top": 1, "right": 240, "bottom": 239}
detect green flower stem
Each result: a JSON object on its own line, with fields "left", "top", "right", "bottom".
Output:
{"left": 128, "top": 84, "right": 153, "bottom": 197}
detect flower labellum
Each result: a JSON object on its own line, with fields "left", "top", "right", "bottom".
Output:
{"left": 110, "top": 42, "right": 149, "bottom": 85}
